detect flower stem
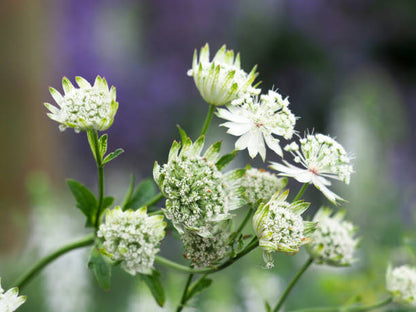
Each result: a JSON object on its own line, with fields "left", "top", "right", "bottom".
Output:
{"left": 14, "top": 234, "right": 95, "bottom": 290}
{"left": 293, "top": 183, "right": 309, "bottom": 202}
{"left": 176, "top": 273, "right": 194, "bottom": 312}
{"left": 200, "top": 104, "right": 216, "bottom": 136}
{"left": 230, "top": 206, "right": 254, "bottom": 244}
{"left": 273, "top": 257, "right": 313, "bottom": 312}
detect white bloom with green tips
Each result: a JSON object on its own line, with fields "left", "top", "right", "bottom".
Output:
{"left": 97, "top": 206, "right": 166, "bottom": 275}
{"left": 0, "top": 278, "right": 26, "bottom": 312}
{"left": 45, "top": 76, "right": 118, "bottom": 132}
{"left": 386, "top": 265, "right": 416, "bottom": 306}
{"left": 217, "top": 90, "right": 297, "bottom": 160}
{"left": 187, "top": 43, "right": 259, "bottom": 106}
{"left": 153, "top": 136, "right": 245, "bottom": 237}
{"left": 307, "top": 208, "right": 358, "bottom": 266}
{"left": 270, "top": 133, "right": 353, "bottom": 204}
{"left": 252, "top": 191, "right": 315, "bottom": 268}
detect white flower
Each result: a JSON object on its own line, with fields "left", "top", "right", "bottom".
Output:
{"left": 0, "top": 278, "right": 26, "bottom": 312}
{"left": 307, "top": 207, "right": 358, "bottom": 266}
{"left": 252, "top": 190, "right": 315, "bottom": 268}
{"left": 270, "top": 133, "right": 353, "bottom": 204}
{"left": 45, "top": 76, "right": 118, "bottom": 132}
{"left": 386, "top": 265, "right": 416, "bottom": 306}
{"left": 217, "top": 90, "right": 297, "bottom": 161}
{"left": 153, "top": 136, "right": 245, "bottom": 237}
{"left": 187, "top": 43, "right": 260, "bottom": 106}
{"left": 97, "top": 206, "right": 166, "bottom": 275}
{"left": 240, "top": 166, "right": 287, "bottom": 205}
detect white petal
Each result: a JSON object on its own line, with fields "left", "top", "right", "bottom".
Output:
{"left": 313, "top": 176, "right": 344, "bottom": 204}
{"left": 217, "top": 107, "right": 250, "bottom": 123}
{"left": 263, "top": 132, "right": 283, "bottom": 157}
{"left": 247, "top": 130, "right": 263, "bottom": 159}
{"left": 235, "top": 131, "right": 251, "bottom": 151}
{"left": 221, "top": 121, "right": 251, "bottom": 136}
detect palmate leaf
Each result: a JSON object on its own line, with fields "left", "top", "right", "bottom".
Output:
{"left": 67, "top": 179, "right": 98, "bottom": 227}
{"left": 88, "top": 246, "right": 112, "bottom": 291}
{"left": 140, "top": 270, "right": 165, "bottom": 307}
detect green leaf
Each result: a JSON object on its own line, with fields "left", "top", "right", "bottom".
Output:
{"left": 140, "top": 270, "right": 165, "bottom": 307}
{"left": 88, "top": 246, "right": 112, "bottom": 291}
{"left": 124, "top": 179, "right": 157, "bottom": 210}
{"left": 265, "top": 301, "right": 272, "bottom": 312}
{"left": 102, "top": 196, "right": 114, "bottom": 209}
{"left": 215, "top": 150, "right": 238, "bottom": 170}
{"left": 67, "top": 179, "right": 98, "bottom": 227}
{"left": 103, "top": 148, "right": 124, "bottom": 165}
{"left": 99, "top": 134, "right": 108, "bottom": 157}
{"left": 121, "top": 175, "right": 135, "bottom": 210}
{"left": 87, "top": 130, "right": 99, "bottom": 163}
{"left": 176, "top": 124, "right": 188, "bottom": 143}
{"left": 186, "top": 277, "right": 212, "bottom": 301}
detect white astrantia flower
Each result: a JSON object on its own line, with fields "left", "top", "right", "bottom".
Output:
{"left": 0, "top": 278, "right": 27, "bottom": 312}
{"left": 187, "top": 43, "right": 260, "bottom": 106}
{"left": 217, "top": 89, "right": 297, "bottom": 161}
{"left": 240, "top": 166, "right": 287, "bottom": 206}
{"left": 252, "top": 190, "right": 315, "bottom": 268}
{"left": 182, "top": 222, "right": 230, "bottom": 268}
{"left": 153, "top": 136, "right": 246, "bottom": 237}
{"left": 386, "top": 265, "right": 416, "bottom": 306}
{"left": 307, "top": 207, "right": 359, "bottom": 266}
{"left": 97, "top": 206, "right": 166, "bottom": 275}
{"left": 45, "top": 76, "right": 118, "bottom": 132}
{"left": 270, "top": 133, "right": 354, "bottom": 204}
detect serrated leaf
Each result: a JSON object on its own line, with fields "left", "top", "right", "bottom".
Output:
{"left": 67, "top": 179, "right": 97, "bottom": 226}
{"left": 99, "top": 134, "right": 108, "bottom": 156}
{"left": 177, "top": 124, "right": 188, "bottom": 143}
{"left": 140, "top": 270, "right": 165, "bottom": 307}
{"left": 123, "top": 179, "right": 157, "bottom": 210}
{"left": 103, "top": 148, "right": 124, "bottom": 165}
{"left": 88, "top": 246, "right": 112, "bottom": 291}
{"left": 215, "top": 150, "right": 237, "bottom": 170}
{"left": 186, "top": 277, "right": 212, "bottom": 301}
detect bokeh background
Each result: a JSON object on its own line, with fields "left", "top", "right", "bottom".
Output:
{"left": 1, "top": 0, "right": 415, "bottom": 311}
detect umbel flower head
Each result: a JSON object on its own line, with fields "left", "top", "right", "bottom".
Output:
{"left": 0, "top": 278, "right": 26, "bottom": 312}
{"left": 252, "top": 190, "right": 315, "bottom": 268}
{"left": 240, "top": 166, "right": 287, "bottom": 206}
{"left": 182, "top": 222, "right": 230, "bottom": 268}
{"left": 270, "top": 133, "right": 353, "bottom": 204}
{"left": 307, "top": 207, "right": 359, "bottom": 266}
{"left": 187, "top": 43, "right": 260, "bottom": 106}
{"left": 45, "top": 76, "right": 118, "bottom": 132}
{"left": 97, "top": 206, "right": 166, "bottom": 275}
{"left": 217, "top": 89, "right": 297, "bottom": 161}
{"left": 386, "top": 265, "right": 416, "bottom": 307}
{"left": 153, "top": 136, "right": 245, "bottom": 237}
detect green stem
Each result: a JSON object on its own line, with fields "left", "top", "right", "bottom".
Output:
{"left": 185, "top": 273, "right": 209, "bottom": 301}
{"left": 14, "top": 234, "right": 95, "bottom": 290}
{"left": 200, "top": 104, "right": 216, "bottom": 136}
{"left": 231, "top": 206, "right": 254, "bottom": 243}
{"left": 293, "top": 183, "right": 309, "bottom": 202}
{"left": 273, "top": 257, "right": 313, "bottom": 312}
{"left": 176, "top": 273, "right": 194, "bottom": 312}
{"left": 143, "top": 192, "right": 164, "bottom": 208}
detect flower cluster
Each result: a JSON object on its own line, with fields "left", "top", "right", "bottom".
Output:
{"left": 240, "top": 167, "right": 287, "bottom": 206}
{"left": 154, "top": 136, "right": 245, "bottom": 237}
{"left": 217, "top": 90, "right": 297, "bottom": 160}
{"left": 97, "top": 206, "right": 166, "bottom": 275}
{"left": 252, "top": 191, "right": 315, "bottom": 268}
{"left": 45, "top": 76, "right": 118, "bottom": 132}
{"left": 0, "top": 278, "right": 26, "bottom": 312}
{"left": 270, "top": 133, "right": 353, "bottom": 204}
{"left": 386, "top": 265, "right": 416, "bottom": 306}
{"left": 187, "top": 43, "right": 259, "bottom": 106}
{"left": 307, "top": 208, "right": 358, "bottom": 266}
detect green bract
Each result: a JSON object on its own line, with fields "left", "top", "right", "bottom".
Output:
{"left": 307, "top": 207, "right": 359, "bottom": 266}
{"left": 97, "top": 206, "right": 166, "bottom": 275}
{"left": 45, "top": 75, "right": 118, "bottom": 132}
{"left": 187, "top": 43, "right": 259, "bottom": 106}
{"left": 153, "top": 136, "right": 245, "bottom": 237}
{"left": 252, "top": 190, "right": 315, "bottom": 268}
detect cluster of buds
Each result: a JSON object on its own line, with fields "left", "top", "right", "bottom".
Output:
{"left": 386, "top": 265, "right": 416, "bottom": 307}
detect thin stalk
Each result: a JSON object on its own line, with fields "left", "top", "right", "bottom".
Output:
{"left": 273, "top": 257, "right": 313, "bottom": 312}
{"left": 293, "top": 183, "right": 309, "bottom": 202}
{"left": 231, "top": 206, "right": 254, "bottom": 243}
{"left": 176, "top": 273, "right": 194, "bottom": 312}
{"left": 14, "top": 234, "right": 95, "bottom": 290}
{"left": 200, "top": 104, "right": 216, "bottom": 136}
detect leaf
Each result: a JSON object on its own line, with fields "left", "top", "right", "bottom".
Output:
{"left": 103, "top": 148, "right": 124, "bottom": 165}
{"left": 87, "top": 131, "right": 99, "bottom": 163}
{"left": 102, "top": 196, "right": 114, "bottom": 209}
{"left": 176, "top": 124, "right": 188, "bottom": 142}
{"left": 140, "top": 270, "right": 165, "bottom": 307}
{"left": 67, "top": 179, "right": 97, "bottom": 227}
{"left": 215, "top": 150, "right": 238, "bottom": 170}
{"left": 124, "top": 179, "right": 157, "bottom": 210}
{"left": 99, "top": 134, "right": 108, "bottom": 157}
{"left": 121, "top": 175, "right": 135, "bottom": 210}
{"left": 265, "top": 301, "right": 272, "bottom": 312}
{"left": 88, "top": 246, "right": 112, "bottom": 291}
{"left": 186, "top": 277, "right": 212, "bottom": 301}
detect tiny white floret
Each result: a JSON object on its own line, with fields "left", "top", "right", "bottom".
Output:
{"left": 0, "top": 278, "right": 27, "bottom": 312}
{"left": 386, "top": 265, "right": 416, "bottom": 307}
